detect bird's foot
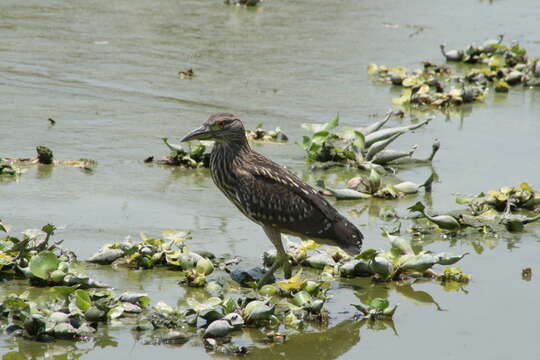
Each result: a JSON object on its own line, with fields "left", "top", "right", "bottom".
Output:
{"left": 283, "top": 257, "right": 292, "bottom": 279}
{"left": 257, "top": 257, "right": 283, "bottom": 289}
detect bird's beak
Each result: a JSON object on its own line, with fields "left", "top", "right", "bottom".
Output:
{"left": 180, "top": 125, "right": 212, "bottom": 142}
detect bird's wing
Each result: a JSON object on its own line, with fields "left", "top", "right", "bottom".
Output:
{"left": 233, "top": 152, "right": 341, "bottom": 237}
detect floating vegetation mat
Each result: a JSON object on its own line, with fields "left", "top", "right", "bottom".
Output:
{"left": 0, "top": 222, "right": 469, "bottom": 355}
{"left": 299, "top": 113, "right": 439, "bottom": 170}
{"left": 405, "top": 183, "right": 540, "bottom": 236}
{"left": 369, "top": 35, "right": 540, "bottom": 109}
{"left": 1, "top": 146, "right": 97, "bottom": 179}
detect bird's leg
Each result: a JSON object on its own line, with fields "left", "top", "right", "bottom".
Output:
{"left": 260, "top": 227, "right": 292, "bottom": 284}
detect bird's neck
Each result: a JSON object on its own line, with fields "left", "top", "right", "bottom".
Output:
{"left": 211, "top": 137, "right": 251, "bottom": 169}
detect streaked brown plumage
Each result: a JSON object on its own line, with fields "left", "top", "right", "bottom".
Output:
{"left": 181, "top": 113, "right": 364, "bottom": 285}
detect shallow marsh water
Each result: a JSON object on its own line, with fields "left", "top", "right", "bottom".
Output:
{"left": 1, "top": 0, "right": 540, "bottom": 359}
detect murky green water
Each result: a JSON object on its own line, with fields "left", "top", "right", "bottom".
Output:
{"left": 1, "top": 0, "right": 540, "bottom": 358}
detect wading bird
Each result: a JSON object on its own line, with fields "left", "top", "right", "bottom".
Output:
{"left": 181, "top": 113, "right": 364, "bottom": 286}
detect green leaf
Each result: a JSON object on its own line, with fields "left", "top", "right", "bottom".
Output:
{"left": 455, "top": 194, "right": 475, "bottom": 205}
{"left": 323, "top": 114, "right": 339, "bottom": 132}
{"left": 488, "top": 54, "right": 505, "bottom": 68}
{"left": 48, "top": 286, "right": 78, "bottom": 299}
{"left": 154, "top": 301, "right": 175, "bottom": 315}
{"left": 0, "top": 221, "right": 10, "bottom": 233}
{"left": 74, "top": 289, "right": 92, "bottom": 311}
{"left": 222, "top": 298, "right": 236, "bottom": 314}
{"left": 301, "top": 136, "right": 312, "bottom": 149}
{"left": 355, "top": 248, "right": 378, "bottom": 261}
{"left": 392, "top": 88, "right": 412, "bottom": 106}
{"left": 370, "top": 298, "right": 389, "bottom": 311}
{"left": 3, "top": 296, "right": 30, "bottom": 312}
{"left": 511, "top": 44, "right": 526, "bottom": 56}
{"left": 352, "top": 130, "right": 365, "bottom": 151}
{"left": 28, "top": 251, "right": 60, "bottom": 280}
{"left": 311, "top": 131, "right": 330, "bottom": 145}
{"left": 41, "top": 224, "right": 56, "bottom": 236}
{"left": 107, "top": 305, "right": 124, "bottom": 320}
{"left": 407, "top": 201, "right": 425, "bottom": 213}
{"left": 3, "top": 352, "right": 27, "bottom": 360}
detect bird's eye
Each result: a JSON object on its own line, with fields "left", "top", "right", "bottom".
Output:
{"left": 217, "top": 120, "right": 225, "bottom": 129}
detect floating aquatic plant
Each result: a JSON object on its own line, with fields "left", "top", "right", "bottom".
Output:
{"left": 262, "top": 234, "right": 468, "bottom": 283}
{"left": 369, "top": 37, "right": 540, "bottom": 111}
{"left": 245, "top": 123, "right": 288, "bottom": 143}
{"left": 88, "top": 229, "right": 238, "bottom": 287}
{"left": 146, "top": 139, "right": 211, "bottom": 168}
{"left": 0, "top": 288, "right": 149, "bottom": 341}
{"left": 319, "top": 172, "right": 434, "bottom": 200}
{"left": 0, "top": 224, "right": 105, "bottom": 288}
{"left": 1, "top": 146, "right": 97, "bottom": 173}
{"left": 351, "top": 296, "right": 398, "bottom": 320}
{"left": 299, "top": 113, "right": 435, "bottom": 170}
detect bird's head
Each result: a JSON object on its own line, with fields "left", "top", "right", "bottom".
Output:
{"left": 180, "top": 113, "right": 246, "bottom": 144}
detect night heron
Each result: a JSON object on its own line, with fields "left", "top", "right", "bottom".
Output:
{"left": 181, "top": 113, "right": 364, "bottom": 286}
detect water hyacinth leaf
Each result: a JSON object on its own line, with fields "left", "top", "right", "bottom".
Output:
{"left": 222, "top": 298, "right": 236, "bottom": 314}
{"left": 107, "top": 305, "right": 124, "bottom": 320}
{"left": 323, "top": 115, "right": 340, "bottom": 132}
{"left": 162, "top": 228, "right": 188, "bottom": 245}
{"left": 400, "top": 253, "right": 437, "bottom": 272}
{"left": 520, "top": 183, "right": 536, "bottom": 192}
{"left": 356, "top": 248, "right": 378, "bottom": 261}
{"left": 455, "top": 194, "right": 476, "bottom": 204}
{"left": 28, "top": 251, "right": 60, "bottom": 280}
{"left": 436, "top": 252, "right": 468, "bottom": 265}
{"left": 74, "top": 290, "right": 92, "bottom": 312}
{"left": 259, "top": 284, "right": 278, "bottom": 296}
{"left": 277, "top": 270, "right": 306, "bottom": 292}
{"left": 369, "top": 168, "right": 381, "bottom": 192}
{"left": 488, "top": 54, "right": 505, "bottom": 68}
{"left": 204, "top": 319, "right": 234, "bottom": 338}
{"left": 3, "top": 353, "right": 26, "bottom": 360}
{"left": 353, "top": 130, "right": 365, "bottom": 151}
{"left": 119, "top": 293, "right": 150, "bottom": 308}
{"left": 291, "top": 291, "right": 312, "bottom": 308}
{"left": 382, "top": 304, "right": 398, "bottom": 317}
{"left": 351, "top": 303, "right": 369, "bottom": 315}
{"left": 383, "top": 230, "right": 414, "bottom": 255}
{"left": 196, "top": 257, "right": 214, "bottom": 275}
{"left": 88, "top": 248, "right": 125, "bottom": 265}
{"left": 305, "top": 252, "right": 336, "bottom": 269}
{"left": 187, "top": 297, "right": 222, "bottom": 313}
{"left": 301, "top": 239, "right": 321, "bottom": 251}
{"left": 320, "top": 184, "right": 372, "bottom": 200}
{"left": 369, "top": 256, "right": 394, "bottom": 278}
{"left": 367, "top": 63, "right": 378, "bottom": 75}
{"left": 2, "top": 296, "right": 29, "bottom": 312}
{"left": 50, "top": 267, "right": 66, "bottom": 282}
{"left": 41, "top": 224, "right": 56, "bottom": 236}
{"left": 154, "top": 301, "right": 175, "bottom": 315}
{"left": 244, "top": 301, "right": 273, "bottom": 322}
{"left": 311, "top": 131, "right": 331, "bottom": 145}
{"left": 0, "top": 221, "right": 11, "bottom": 233}
{"left": 284, "top": 312, "right": 302, "bottom": 327}
{"left": 392, "top": 88, "right": 412, "bottom": 106}
{"left": 370, "top": 298, "right": 389, "bottom": 311}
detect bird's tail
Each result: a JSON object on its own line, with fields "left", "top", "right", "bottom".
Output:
{"left": 331, "top": 217, "right": 363, "bottom": 256}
